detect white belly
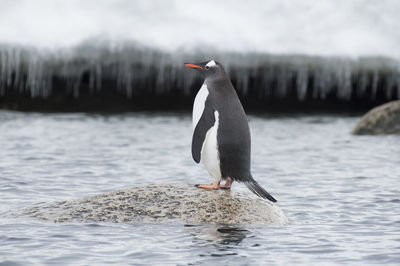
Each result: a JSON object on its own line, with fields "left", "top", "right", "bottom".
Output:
{"left": 192, "top": 84, "right": 209, "bottom": 130}
{"left": 200, "top": 111, "right": 221, "bottom": 181}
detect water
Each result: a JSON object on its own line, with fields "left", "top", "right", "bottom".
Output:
{"left": 0, "top": 110, "right": 399, "bottom": 265}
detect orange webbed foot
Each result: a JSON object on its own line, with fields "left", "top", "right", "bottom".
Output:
{"left": 195, "top": 180, "right": 220, "bottom": 190}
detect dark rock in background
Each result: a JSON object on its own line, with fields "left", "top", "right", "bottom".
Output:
{"left": 352, "top": 100, "right": 400, "bottom": 135}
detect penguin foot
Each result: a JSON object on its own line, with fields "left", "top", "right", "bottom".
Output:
{"left": 195, "top": 181, "right": 220, "bottom": 190}
{"left": 218, "top": 179, "right": 232, "bottom": 189}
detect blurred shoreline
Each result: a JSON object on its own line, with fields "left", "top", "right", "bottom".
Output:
{"left": 1, "top": 0, "right": 399, "bottom": 112}
{"left": 0, "top": 44, "right": 398, "bottom": 112}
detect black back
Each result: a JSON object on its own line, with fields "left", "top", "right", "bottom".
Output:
{"left": 205, "top": 68, "right": 252, "bottom": 181}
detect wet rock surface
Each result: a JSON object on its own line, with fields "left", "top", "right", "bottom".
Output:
{"left": 352, "top": 100, "right": 400, "bottom": 135}
{"left": 20, "top": 183, "right": 288, "bottom": 225}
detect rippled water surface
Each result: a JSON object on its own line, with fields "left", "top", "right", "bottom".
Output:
{"left": 0, "top": 111, "right": 399, "bottom": 265}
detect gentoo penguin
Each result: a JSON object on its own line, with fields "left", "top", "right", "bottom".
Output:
{"left": 185, "top": 60, "right": 277, "bottom": 202}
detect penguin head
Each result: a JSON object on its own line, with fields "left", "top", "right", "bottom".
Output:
{"left": 184, "top": 60, "right": 222, "bottom": 79}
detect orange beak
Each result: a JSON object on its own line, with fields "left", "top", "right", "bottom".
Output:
{"left": 185, "top": 63, "right": 203, "bottom": 69}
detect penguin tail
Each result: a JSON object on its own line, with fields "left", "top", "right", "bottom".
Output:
{"left": 244, "top": 177, "right": 277, "bottom": 203}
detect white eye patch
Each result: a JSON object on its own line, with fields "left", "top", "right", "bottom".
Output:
{"left": 205, "top": 60, "right": 216, "bottom": 67}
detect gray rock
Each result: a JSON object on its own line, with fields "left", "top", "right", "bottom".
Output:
{"left": 20, "top": 183, "right": 288, "bottom": 225}
{"left": 352, "top": 100, "right": 400, "bottom": 135}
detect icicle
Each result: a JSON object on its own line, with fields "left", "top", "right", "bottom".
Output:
{"left": 296, "top": 68, "right": 308, "bottom": 101}
{"left": 371, "top": 71, "right": 379, "bottom": 100}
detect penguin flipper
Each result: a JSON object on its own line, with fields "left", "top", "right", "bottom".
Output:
{"left": 192, "top": 107, "right": 215, "bottom": 163}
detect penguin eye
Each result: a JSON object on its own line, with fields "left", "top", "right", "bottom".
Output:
{"left": 205, "top": 66, "right": 210, "bottom": 70}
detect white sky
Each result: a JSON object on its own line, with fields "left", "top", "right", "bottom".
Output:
{"left": 0, "top": 0, "right": 399, "bottom": 58}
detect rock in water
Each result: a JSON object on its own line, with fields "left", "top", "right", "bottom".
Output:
{"left": 21, "top": 183, "right": 288, "bottom": 225}
{"left": 352, "top": 100, "right": 400, "bottom": 135}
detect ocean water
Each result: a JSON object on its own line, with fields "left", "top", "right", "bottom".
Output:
{"left": 0, "top": 110, "right": 399, "bottom": 265}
